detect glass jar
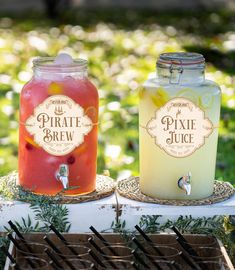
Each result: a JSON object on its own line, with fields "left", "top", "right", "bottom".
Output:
{"left": 18, "top": 54, "right": 99, "bottom": 195}
{"left": 139, "top": 52, "right": 221, "bottom": 200}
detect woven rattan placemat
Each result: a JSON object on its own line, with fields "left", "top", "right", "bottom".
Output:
{"left": 0, "top": 171, "right": 116, "bottom": 204}
{"left": 117, "top": 176, "right": 235, "bottom": 206}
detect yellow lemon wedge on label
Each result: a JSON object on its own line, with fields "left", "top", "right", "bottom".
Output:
{"left": 25, "top": 137, "right": 40, "bottom": 148}
{"left": 151, "top": 88, "right": 170, "bottom": 108}
{"left": 199, "top": 92, "right": 214, "bottom": 109}
{"left": 176, "top": 88, "right": 198, "bottom": 105}
{"left": 138, "top": 87, "right": 146, "bottom": 99}
{"left": 48, "top": 82, "right": 63, "bottom": 95}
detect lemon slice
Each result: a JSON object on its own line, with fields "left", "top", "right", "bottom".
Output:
{"left": 176, "top": 88, "right": 198, "bottom": 105}
{"left": 199, "top": 92, "right": 214, "bottom": 109}
{"left": 151, "top": 87, "right": 170, "bottom": 108}
{"left": 138, "top": 87, "right": 146, "bottom": 99}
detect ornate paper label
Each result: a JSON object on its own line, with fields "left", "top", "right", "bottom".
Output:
{"left": 146, "top": 97, "right": 213, "bottom": 157}
{"left": 25, "top": 95, "right": 93, "bottom": 156}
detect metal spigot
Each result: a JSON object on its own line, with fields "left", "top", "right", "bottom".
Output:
{"left": 178, "top": 172, "right": 191, "bottom": 195}
{"left": 56, "top": 164, "right": 69, "bottom": 189}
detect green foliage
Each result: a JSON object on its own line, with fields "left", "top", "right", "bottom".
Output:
{"left": 111, "top": 215, "right": 235, "bottom": 264}
{"left": 30, "top": 198, "right": 71, "bottom": 232}
{"left": 2, "top": 197, "right": 71, "bottom": 234}
{"left": 111, "top": 219, "right": 126, "bottom": 234}
{"left": 0, "top": 173, "right": 71, "bottom": 269}
{"left": 2, "top": 192, "right": 71, "bottom": 233}
{"left": 0, "top": 173, "right": 71, "bottom": 235}
{"left": 0, "top": 191, "right": 71, "bottom": 269}
{"left": 4, "top": 215, "right": 40, "bottom": 233}
{"left": 0, "top": 172, "right": 70, "bottom": 233}
{"left": 139, "top": 215, "right": 162, "bottom": 233}
{"left": 139, "top": 215, "right": 234, "bottom": 262}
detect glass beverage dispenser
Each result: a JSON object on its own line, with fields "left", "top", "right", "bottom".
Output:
{"left": 18, "top": 54, "right": 99, "bottom": 195}
{"left": 139, "top": 52, "right": 221, "bottom": 200}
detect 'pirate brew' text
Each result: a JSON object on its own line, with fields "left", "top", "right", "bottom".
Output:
{"left": 37, "top": 113, "right": 83, "bottom": 143}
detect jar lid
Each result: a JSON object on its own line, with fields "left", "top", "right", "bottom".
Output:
{"left": 33, "top": 57, "right": 87, "bottom": 73}
{"left": 157, "top": 52, "right": 205, "bottom": 69}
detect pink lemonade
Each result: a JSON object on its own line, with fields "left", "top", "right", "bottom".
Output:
{"left": 18, "top": 55, "right": 99, "bottom": 195}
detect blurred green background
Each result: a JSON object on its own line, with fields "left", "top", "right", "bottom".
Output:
{"left": 0, "top": 6, "right": 235, "bottom": 184}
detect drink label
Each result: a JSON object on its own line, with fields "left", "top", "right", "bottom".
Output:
{"left": 146, "top": 97, "right": 213, "bottom": 157}
{"left": 25, "top": 95, "right": 93, "bottom": 156}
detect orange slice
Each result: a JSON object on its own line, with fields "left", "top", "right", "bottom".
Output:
{"left": 48, "top": 82, "right": 64, "bottom": 95}
{"left": 25, "top": 137, "right": 40, "bottom": 148}
{"left": 85, "top": 106, "right": 98, "bottom": 123}
{"left": 73, "top": 143, "right": 87, "bottom": 155}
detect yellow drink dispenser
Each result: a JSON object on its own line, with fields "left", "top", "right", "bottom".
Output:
{"left": 139, "top": 52, "right": 221, "bottom": 200}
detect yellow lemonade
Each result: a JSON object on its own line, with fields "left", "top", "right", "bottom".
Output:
{"left": 139, "top": 53, "right": 221, "bottom": 200}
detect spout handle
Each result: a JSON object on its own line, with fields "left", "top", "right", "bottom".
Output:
{"left": 178, "top": 172, "right": 191, "bottom": 195}
{"left": 56, "top": 164, "right": 69, "bottom": 189}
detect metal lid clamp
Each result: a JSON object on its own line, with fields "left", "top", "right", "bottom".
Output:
{"left": 157, "top": 52, "right": 205, "bottom": 85}
{"left": 169, "top": 60, "right": 183, "bottom": 85}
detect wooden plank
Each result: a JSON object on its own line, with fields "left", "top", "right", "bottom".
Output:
{"left": 4, "top": 233, "right": 234, "bottom": 270}
{"left": 218, "top": 239, "right": 235, "bottom": 270}
{"left": 1, "top": 192, "right": 235, "bottom": 233}
{"left": 3, "top": 233, "right": 14, "bottom": 270}
{"left": 116, "top": 192, "right": 235, "bottom": 216}
{"left": 0, "top": 194, "right": 117, "bottom": 233}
